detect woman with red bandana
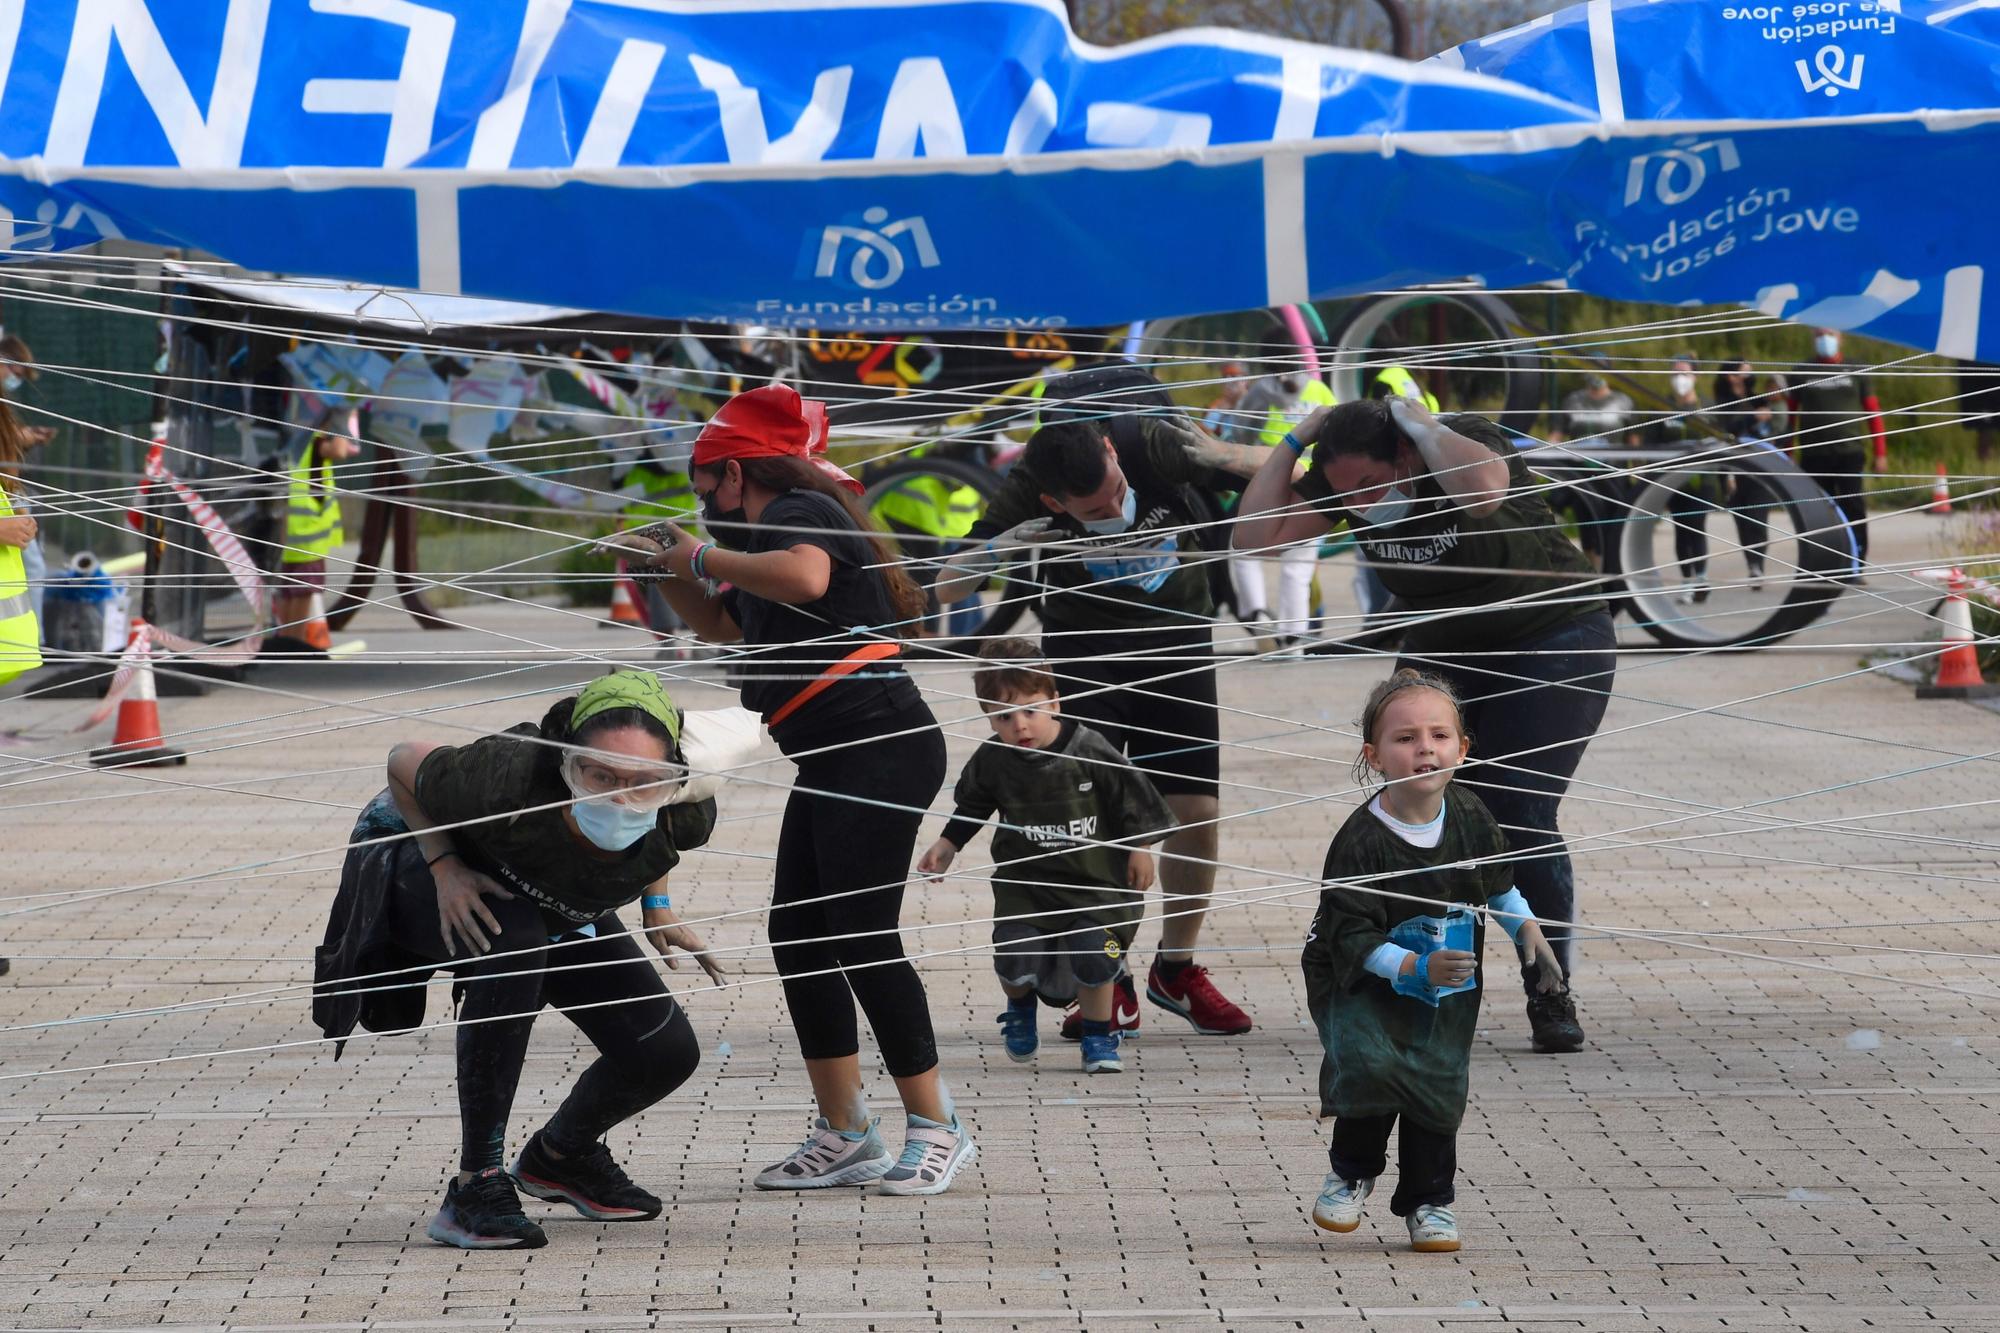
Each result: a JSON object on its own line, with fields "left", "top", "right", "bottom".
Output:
{"left": 625, "top": 384, "right": 975, "bottom": 1196}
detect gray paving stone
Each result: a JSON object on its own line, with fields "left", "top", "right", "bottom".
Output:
{"left": 1, "top": 512, "right": 1996, "bottom": 1328}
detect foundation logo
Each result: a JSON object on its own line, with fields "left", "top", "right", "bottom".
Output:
{"left": 1623, "top": 138, "right": 1740, "bottom": 207}
{"left": 1796, "top": 45, "right": 1864, "bottom": 97}
{"left": 814, "top": 208, "right": 941, "bottom": 290}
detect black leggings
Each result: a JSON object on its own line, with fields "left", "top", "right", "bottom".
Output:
{"left": 772, "top": 718, "right": 946, "bottom": 1078}
{"left": 392, "top": 881, "right": 700, "bottom": 1173}
{"left": 1329, "top": 1113, "right": 1456, "bottom": 1216}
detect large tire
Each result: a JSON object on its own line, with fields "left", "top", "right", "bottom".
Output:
{"left": 860, "top": 456, "right": 1032, "bottom": 657}
{"left": 1604, "top": 444, "right": 1847, "bottom": 650}
{"left": 1325, "top": 291, "right": 1545, "bottom": 428}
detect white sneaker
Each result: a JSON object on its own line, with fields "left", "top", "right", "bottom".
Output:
{"left": 1406, "top": 1203, "right": 1461, "bottom": 1252}
{"left": 876, "top": 1115, "right": 977, "bottom": 1196}
{"left": 1311, "top": 1173, "right": 1373, "bottom": 1233}
{"left": 752, "top": 1117, "right": 892, "bottom": 1190}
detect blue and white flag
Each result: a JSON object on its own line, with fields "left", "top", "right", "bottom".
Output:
{"left": 0, "top": 0, "right": 1993, "bottom": 355}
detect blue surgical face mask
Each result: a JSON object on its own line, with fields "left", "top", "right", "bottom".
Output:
{"left": 1, "top": 374, "right": 20, "bottom": 395}
{"left": 571, "top": 797, "right": 659, "bottom": 851}
{"left": 1814, "top": 334, "right": 1840, "bottom": 359}
{"left": 1361, "top": 486, "right": 1414, "bottom": 528}
{"left": 1081, "top": 486, "right": 1138, "bottom": 536}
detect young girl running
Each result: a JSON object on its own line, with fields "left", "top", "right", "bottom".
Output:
{"left": 1301, "top": 670, "right": 1567, "bottom": 1252}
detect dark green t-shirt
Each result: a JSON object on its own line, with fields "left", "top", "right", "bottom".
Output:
{"left": 967, "top": 416, "right": 1223, "bottom": 650}
{"left": 1784, "top": 362, "right": 1872, "bottom": 458}
{"left": 1295, "top": 414, "right": 1602, "bottom": 654}
{"left": 1300, "top": 784, "right": 1511, "bottom": 1131}
{"left": 415, "top": 723, "right": 717, "bottom": 926}
{"left": 941, "top": 720, "right": 1177, "bottom": 944}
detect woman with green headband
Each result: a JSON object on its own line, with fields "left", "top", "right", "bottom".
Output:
{"left": 313, "top": 669, "right": 723, "bottom": 1251}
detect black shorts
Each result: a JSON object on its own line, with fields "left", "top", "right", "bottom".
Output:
{"left": 1052, "top": 642, "right": 1219, "bottom": 799}
{"left": 993, "top": 916, "right": 1127, "bottom": 1004}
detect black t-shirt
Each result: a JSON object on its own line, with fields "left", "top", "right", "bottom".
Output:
{"left": 1784, "top": 362, "right": 1872, "bottom": 457}
{"left": 414, "top": 723, "right": 717, "bottom": 926}
{"left": 968, "top": 416, "right": 1223, "bottom": 654}
{"left": 1645, "top": 398, "right": 1709, "bottom": 448}
{"left": 941, "top": 719, "right": 1177, "bottom": 942}
{"left": 721, "top": 489, "right": 923, "bottom": 747}
{"left": 1294, "top": 414, "right": 1602, "bottom": 654}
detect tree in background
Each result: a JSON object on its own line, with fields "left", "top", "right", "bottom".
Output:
{"left": 1072, "top": 0, "right": 1567, "bottom": 57}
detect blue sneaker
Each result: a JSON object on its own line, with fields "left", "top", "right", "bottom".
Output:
{"left": 996, "top": 1004, "right": 1038, "bottom": 1063}
{"left": 1080, "top": 1028, "right": 1123, "bottom": 1073}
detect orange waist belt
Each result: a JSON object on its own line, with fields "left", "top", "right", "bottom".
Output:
{"left": 767, "top": 640, "right": 902, "bottom": 729}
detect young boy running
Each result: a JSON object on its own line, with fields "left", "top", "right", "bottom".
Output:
{"left": 918, "top": 639, "right": 1177, "bottom": 1073}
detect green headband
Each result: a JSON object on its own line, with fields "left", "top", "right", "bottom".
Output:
{"left": 569, "top": 670, "right": 682, "bottom": 745}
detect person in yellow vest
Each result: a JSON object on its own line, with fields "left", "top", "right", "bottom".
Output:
{"left": 1371, "top": 364, "right": 1440, "bottom": 413}
{"left": 279, "top": 429, "right": 361, "bottom": 647}
{"left": 610, "top": 437, "right": 704, "bottom": 640}
{"left": 1237, "top": 374, "right": 1337, "bottom": 648}
{"left": 869, "top": 443, "right": 984, "bottom": 636}
{"left": 0, "top": 398, "right": 43, "bottom": 685}
{"left": 1, "top": 399, "right": 43, "bottom": 977}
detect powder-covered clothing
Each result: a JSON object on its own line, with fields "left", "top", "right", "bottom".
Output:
{"left": 1301, "top": 784, "right": 1511, "bottom": 1132}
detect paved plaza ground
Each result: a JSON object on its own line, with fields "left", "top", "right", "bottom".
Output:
{"left": 2, "top": 513, "right": 1997, "bottom": 1332}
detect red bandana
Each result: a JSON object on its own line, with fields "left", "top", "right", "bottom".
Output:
{"left": 691, "top": 384, "right": 861, "bottom": 494}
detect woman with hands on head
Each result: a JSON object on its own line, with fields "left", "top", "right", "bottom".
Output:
{"left": 1235, "top": 395, "right": 1613, "bottom": 1057}
{"left": 313, "top": 670, "right": 723, "bottom": 1251}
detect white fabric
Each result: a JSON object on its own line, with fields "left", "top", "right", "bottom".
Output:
{"left": 1228, "top": 553, "right": 1266, "bottom": 618}
{"left": 1485, "top": 887, "right": 1533, "bottom": 941}
{"left": 672, "top": 707, "right": 767, "bottom": 805}
{"left": 1362, "top": 941, "right": 1416, "bottom": 981}
{"left": 1368, "top": 794, "right": 1444, "bottom": 848}
{"left": 1276, "top": 542, "right": 1317, "bottom": 638}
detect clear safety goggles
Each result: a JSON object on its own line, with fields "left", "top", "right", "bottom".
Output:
{"left": 559, "top": 748, "right": 687, "bottom": 813}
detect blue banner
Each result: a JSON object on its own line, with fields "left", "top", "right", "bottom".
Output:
{"left": 0, "top": 0, "right": 1993, "bottom": 354}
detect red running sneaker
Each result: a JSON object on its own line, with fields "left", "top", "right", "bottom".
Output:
{"left": 1146, "top": 960, "right": 1252, "bottom": 1035}
{"left": 1058, "top": 973, "right": 1143, "bottom": 1042}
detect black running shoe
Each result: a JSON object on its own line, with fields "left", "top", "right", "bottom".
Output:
{"left": 0, "top": 956, "right": 11, "bottom": 978}
{"left": 513, "top": 1132, "right": 662, "bottom": 1221}
{"left": 427, "top": 1168, "right": 548, "bottom": 1249}
{"left": 1523, "top": 973, "right": 1586, "bottom": 1054}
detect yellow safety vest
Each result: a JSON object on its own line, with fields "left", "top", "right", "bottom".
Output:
{"left": 623, "top": 461, "right": 698, "bottom": 524}
{"left": 1257, "top": 378, "right": 1338, "bottom": 447}
{"left": 871, "top": 468, "right": 982, "bottom": 540}
{"left": 0, "top": 486, "right": 42, "bottom": 685}
{"left": 1374, "top": 366, "right": 1440, "bottom": 412}
{"left": 285, "top": 446, "right": 343, "bottom": 565}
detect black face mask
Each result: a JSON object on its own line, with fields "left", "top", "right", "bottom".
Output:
{"left": 702, "top": 490, "right": 748, "bottom": 548}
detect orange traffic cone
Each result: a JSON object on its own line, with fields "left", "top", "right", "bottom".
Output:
{"left": 299, "top": 588, "right": 333, "bottom": 652}
{"left": 605, "top": 561, "right": 647, "bottom": 629}
{"left": 91, "top": 620, "right": 188, "bottom": 767}
{"left": 1918, "top": 569, "right": 1998, "bottom": 699}
{"left": 1929, "top": 464, "right": 1952, "bottom": 515}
